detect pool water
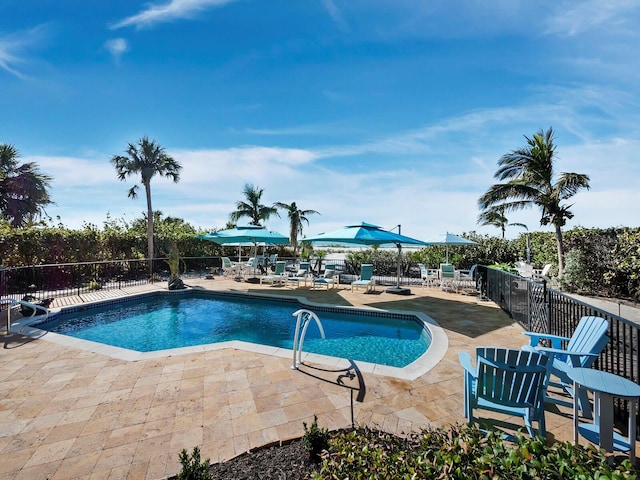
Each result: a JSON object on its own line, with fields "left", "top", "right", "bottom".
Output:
{"left": 40, "top": 293, "right": 430, "bottom": 368}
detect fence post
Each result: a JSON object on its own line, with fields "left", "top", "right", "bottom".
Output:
{"left": 543, "top": 279, "right": 551, "bottom": 334}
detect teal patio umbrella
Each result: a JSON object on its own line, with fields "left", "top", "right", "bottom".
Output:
{"left": 423, "top": 232, "right": 477, "bottom": 263}
{"left": 303, "top": 222, "right": 427, "bottom": 295}
{"left": 197, "top": 225, "right": 289, "bottom": 279}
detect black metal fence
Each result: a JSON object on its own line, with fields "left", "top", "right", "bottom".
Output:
{"left": 477, "top": 265, "right": 639, "bottom": 435}
{"left": 0, "top": 257, "right": 223, "bottom": 301}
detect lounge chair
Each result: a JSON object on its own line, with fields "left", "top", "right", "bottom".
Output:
{"left": 220, "top": 257, "right": 236, "bottom": 276}
{"left": 312, "top": 269, "right": 339, "bottom": 290}
{"left": 523, "top": 315, "right": 609, "bottom": 419}
{"left": 534, "top": 264, "right": 552, "bottom": 281}
{"left": 286, "top": 262, "right": 311, "bottom": 288}
{"left": 418, "top": 263, "right": 439, "bottom": 287}
{"left": 440, "top": 263, "right": 457, "bottom": 292}
{"left": 460, "top": 347, "right": 549, "bottom": 438}
{"left": 457, "top": 264, "right": 478, "bottom": 290}
{"left": 351, "top": 264, "right": 374, "bottom": 292}
{"left": 515, "top": 261, "right": 535, "bottom": 279}
{"left": 260, "top": 261, "right": 287, "bottom": 285}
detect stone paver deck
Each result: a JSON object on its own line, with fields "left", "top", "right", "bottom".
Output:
{"left": 0, "top": 277, "right": 629, "bottom": 479}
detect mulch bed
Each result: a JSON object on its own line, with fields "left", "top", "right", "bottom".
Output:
{"left": 170, "top": 438, "right": 320, "bottom": 479}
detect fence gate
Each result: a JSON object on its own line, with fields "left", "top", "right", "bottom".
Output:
{"left": 528, "top": 281, "right": 548, "bottom": 333}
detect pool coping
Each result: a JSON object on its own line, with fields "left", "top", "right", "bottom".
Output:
{"left": 13, "top": 286, "right": 448, "bottom": 381}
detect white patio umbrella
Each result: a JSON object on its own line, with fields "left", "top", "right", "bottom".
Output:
{"left": 423, "top": 232, "right": 477, "bottom": 263}
{"left": 302, "top": 222, "right": 427, "bottom": 295}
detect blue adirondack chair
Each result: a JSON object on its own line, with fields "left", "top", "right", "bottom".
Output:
{"left": 459, "top": 347, "right": 549, "bottom": 438}
{"left": 523, "top": 315, "right": 609, "bottom": 419}
{"left": 351, "top": 264, "right": 374, "bottom": 292}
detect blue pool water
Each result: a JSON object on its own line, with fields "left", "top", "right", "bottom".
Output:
{"left": 39, "top": 292, "right": 430, "bottom": 368}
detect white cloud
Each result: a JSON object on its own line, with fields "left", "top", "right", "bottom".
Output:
{"left": 104, "top": 38, "right": 129, "bottom": 62}
{"left": 0, "top": 26, "right": 47, "bottom": 79}
{"left": 323, "top": 0, "right": 350, "bottom": 32}
{"left": 111, "top": 0, "right": 240, "bottom": 30}
{"left": 544, "top": 0, "right": 639, "bottom": 37}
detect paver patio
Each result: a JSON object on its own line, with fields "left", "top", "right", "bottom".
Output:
{"left": 0, "top": 277, "right": 621, "bottom": 479}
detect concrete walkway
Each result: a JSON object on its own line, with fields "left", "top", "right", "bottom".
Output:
{"left": 0, "top": 278, "right": 622, "bottom": 479}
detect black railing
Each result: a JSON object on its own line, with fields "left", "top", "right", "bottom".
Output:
{"left": 478, "top": 265, "right": 640, "bottom": 436}
{"left": 0, "top": 257, "right": 223, "bottom": 301}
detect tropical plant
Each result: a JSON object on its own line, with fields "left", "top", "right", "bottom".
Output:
{"left": 477, "top": 205, "right": 527, "bottom": 239}
{"left": 478, "top": 127, "right": 590, "bottom": 275}
{"left": 229, "top": 183, "right": 279, "bottom": 226}
{"left": 273, "top": 201, "right": 319, "bottom": 259}
{"left": 111, "top": 137, "right": 182, "bottom": 273}
{"left": 0, "top": 144, "right": 53, "bottom": 227}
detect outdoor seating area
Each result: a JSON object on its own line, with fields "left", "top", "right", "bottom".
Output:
{"left": 3, "top": 268, "right": 640, "bottom": 478}
{"left": 0, "top": 277, "right": 588, "bottom": 479}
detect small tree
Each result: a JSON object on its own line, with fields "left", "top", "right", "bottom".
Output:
{"left": 111, "top": 137, "right": 182, "bottom": 274}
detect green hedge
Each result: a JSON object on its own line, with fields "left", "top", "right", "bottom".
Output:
{"left": 2, "top": 225, "right": 639, "bottom": 300}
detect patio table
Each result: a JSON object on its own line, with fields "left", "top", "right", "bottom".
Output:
{"left": 567, "top": 367, "right": 640, "bottom": 462}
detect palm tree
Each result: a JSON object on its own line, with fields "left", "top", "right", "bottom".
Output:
{"left": 0, "top": 144, "right": 53, "bottom": 227}
{"left": 478, "top": 127, "right": 590, "bottom": 275}
{"left": 477, "top": 206, "right": 526, "bottom": 239}
{"left": 229, "top": 184, "right": 279, "bottom": 226}
{"left": 111, "top": 137, "right": 182, "bottom": 272}
{"left": 273, "top": 201, "right": 320, "bottom": 259}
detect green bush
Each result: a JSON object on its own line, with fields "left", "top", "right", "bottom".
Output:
{"left": 302, "top": 415, "right": 330, "bottom": 461}
{"left": 313, "top": 424, "right": 639, "bottom": 479}
{"left": 177, "top": 446, "right": 212, "bottom": 480}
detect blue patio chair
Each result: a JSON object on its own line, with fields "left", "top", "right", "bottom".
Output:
{"left": 351, "top": 264, "right": 374, "bottom": 292}
{"left": 312, "top": 268, "right": 339, "bottom": 290}
{"left": 523, "top": 315, "right": 609, "bottom": 419}
{"left": 460, "top": 347, "right": 549, "bottom": 438}
{"left": 286, "top": 262, "right": 311, "bottom": 288}
{"left": 260, "top": 261, "right": 287, "bottom": 286}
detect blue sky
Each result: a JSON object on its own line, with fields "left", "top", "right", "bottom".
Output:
{"left": 1, "top": 0, "right": 639, "bottom": 241}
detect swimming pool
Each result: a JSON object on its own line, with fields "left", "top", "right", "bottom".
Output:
{"left": 30, "top": 289, "right": 449, "bottom": 380}
{"left": 30, "top": 290, "right": 447, "bottom": 378}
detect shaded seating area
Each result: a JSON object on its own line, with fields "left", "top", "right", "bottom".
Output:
{"left": 460, "top": 347, "right": 549, "bottom": 438}
{"left": 351, "top": 263, "right": 374, "bottom": 292}
{"left": 523, "top": 315, "right": 610, "bottom": 419}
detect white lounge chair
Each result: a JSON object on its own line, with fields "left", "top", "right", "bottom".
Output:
{"left": 260, "top": 261, "right": 287, "bottom": 286}
{"left": 457, "top": 264, "right": 478, "bottom": 290}
{"left": 418, "top": 263, "right": 439, "bottom": 287}
{"left": 351, "top": 264, "right": 374, "bottom": 292}
{"left": 440, "top": 263, "right": 457, "bottom": 292}
{"left": 286, "top": 262, "right": 311, "bottom": 288}
{"left": 312, "top": 269, "right": 339, "bottom": 290}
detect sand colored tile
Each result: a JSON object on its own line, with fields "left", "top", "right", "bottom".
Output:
{"left": 0, "top": 279, "right": 598, "bottom": 479}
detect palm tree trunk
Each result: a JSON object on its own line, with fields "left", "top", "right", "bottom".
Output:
{"left": 144, "top": 181, "right": 154, "bottom": 275}
{"left": 554, "top": 223, "right": 565, "bottom": 276}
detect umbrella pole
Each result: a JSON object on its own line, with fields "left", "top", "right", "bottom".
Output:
{"left": 386, "top": 243, "right": 411, "bottom": 295}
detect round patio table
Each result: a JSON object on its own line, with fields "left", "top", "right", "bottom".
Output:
{"left": 567, "top": 367, "right": 640, "bottom": 463}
